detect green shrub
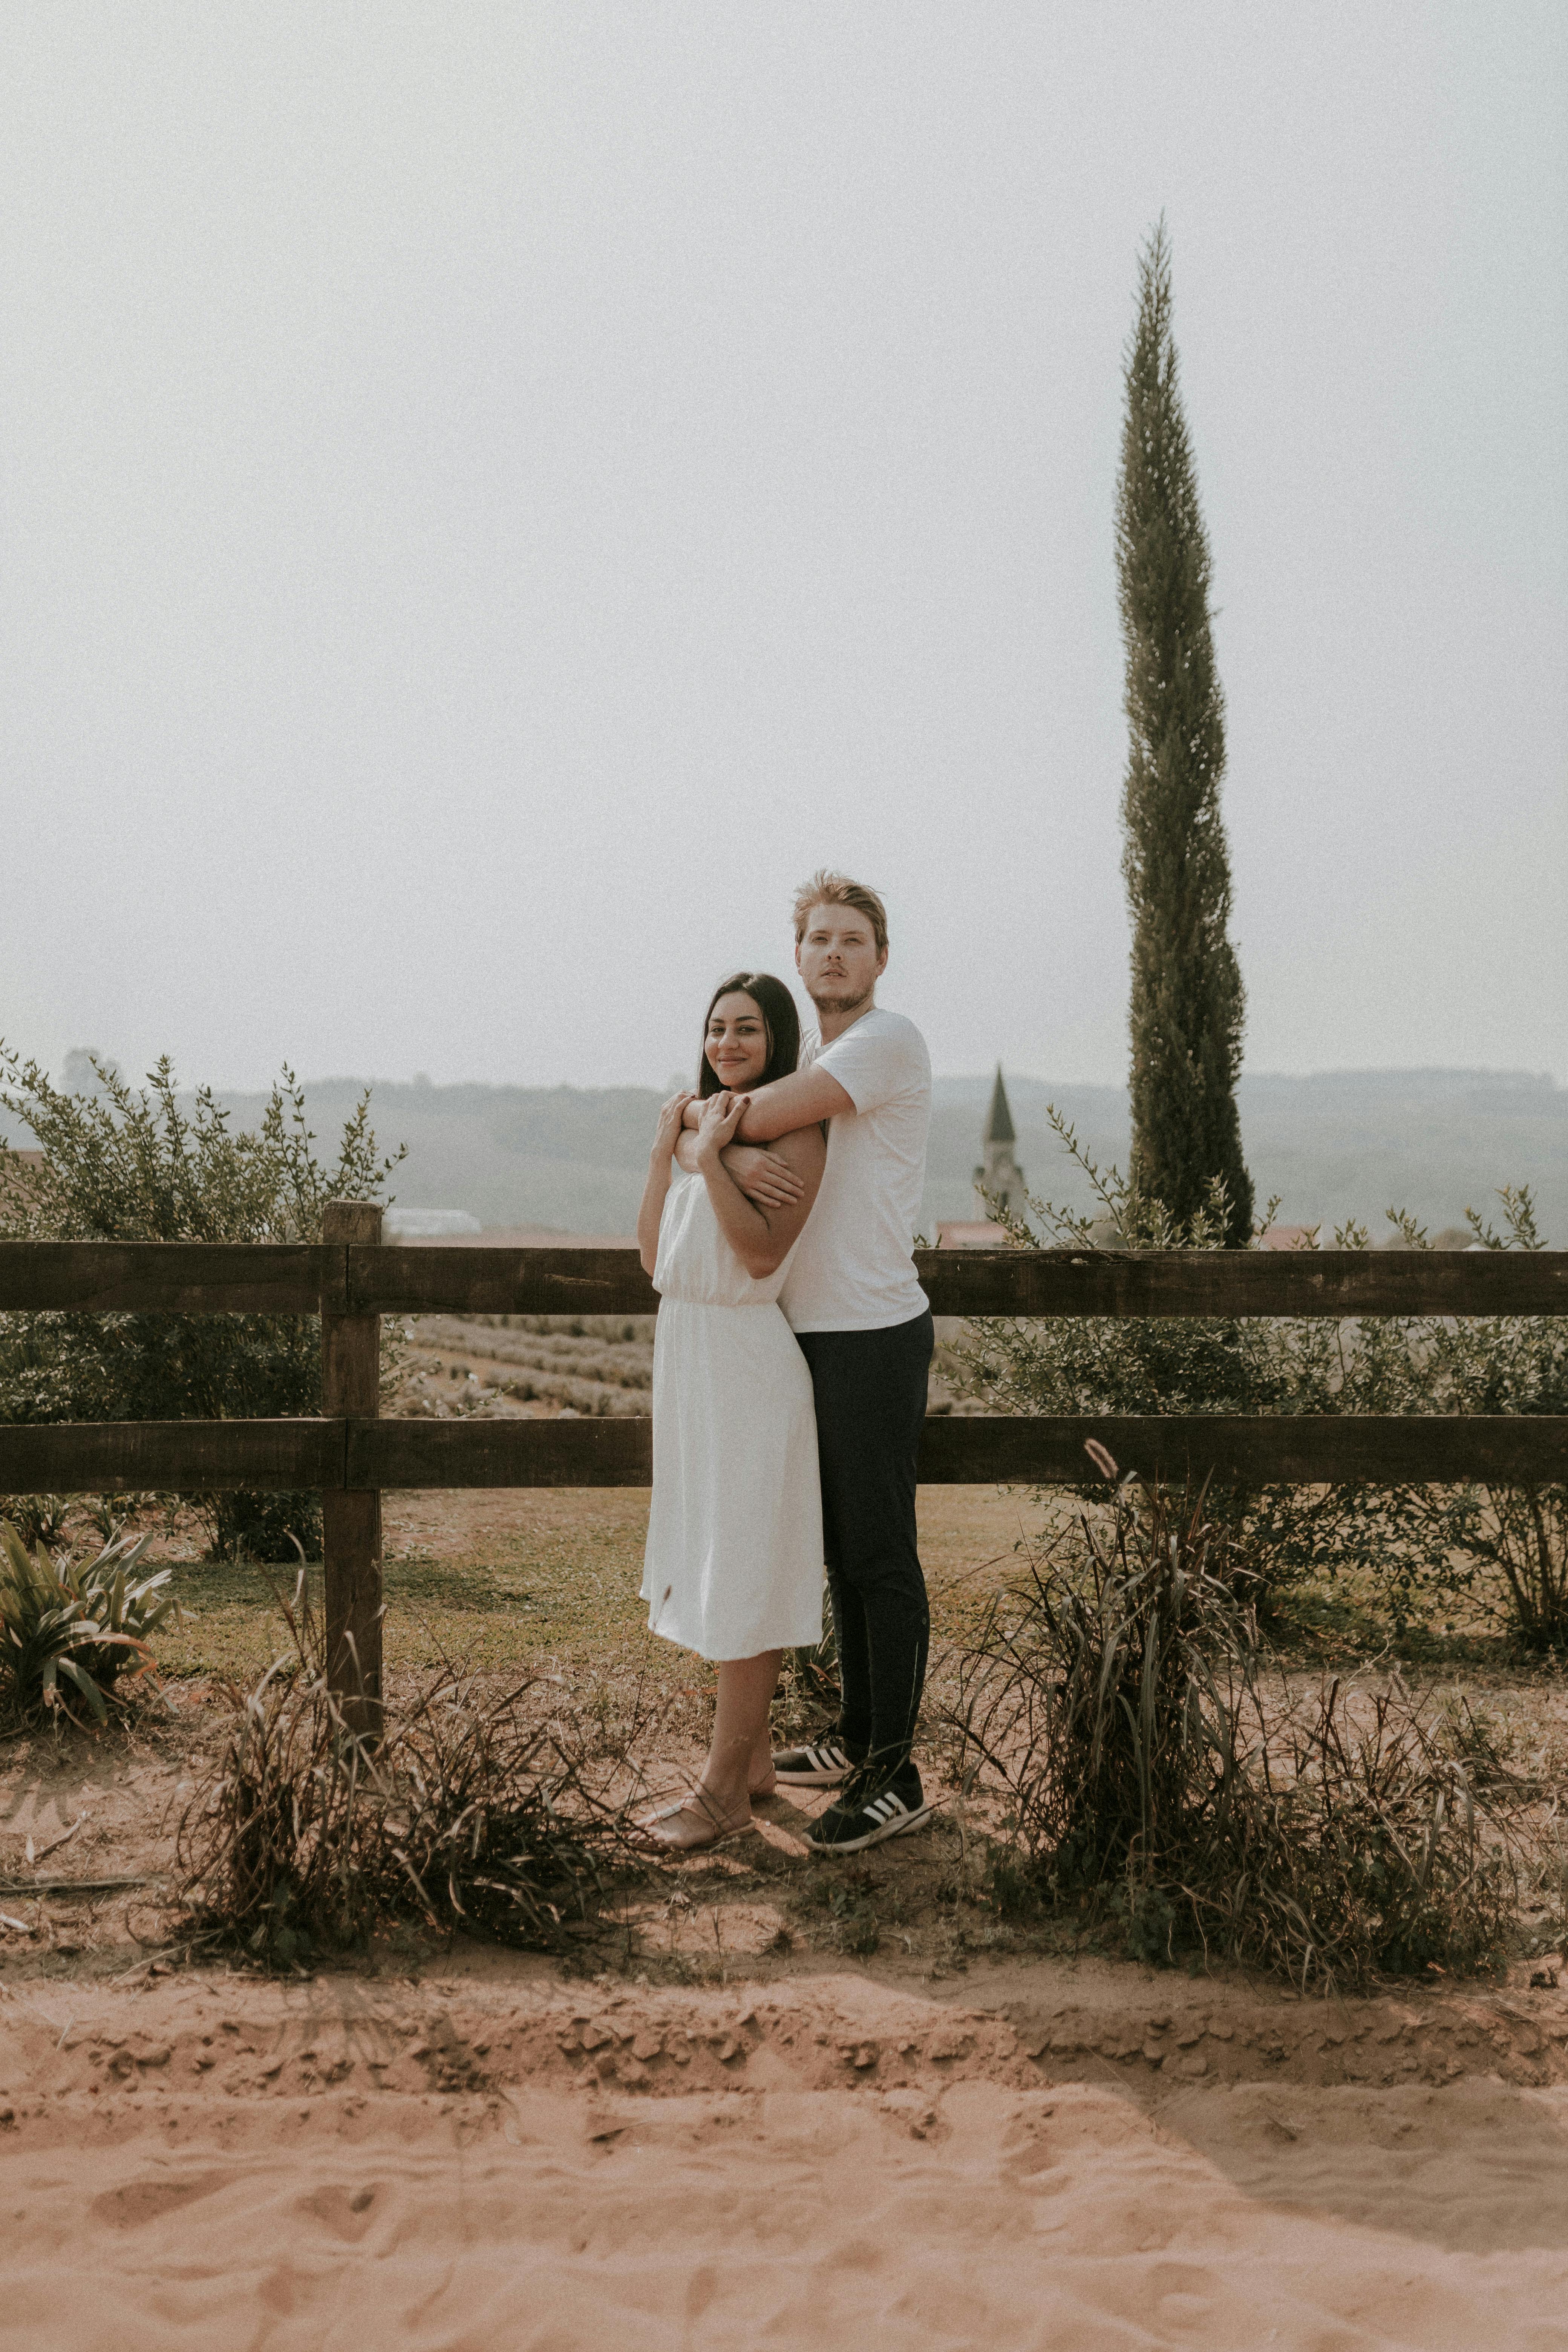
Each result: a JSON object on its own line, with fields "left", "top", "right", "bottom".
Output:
{"left": 0, "top": 1051, "right": 402, "bottom": 1560}
{"left": 1392, "top": 1193, "right": 1567, "bottom": 1649}
{"left": 0, "top": 1519, "right": 176, "bottom": 1721}
{"left": 961, "top": 1113, "right": 1563, "bottom": 1641}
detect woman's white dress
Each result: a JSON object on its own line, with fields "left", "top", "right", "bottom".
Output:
{"left": 640, "top": 1165, "right": 824, "bottom": 1660}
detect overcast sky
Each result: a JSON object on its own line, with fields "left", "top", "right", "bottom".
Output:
{"left": 3, "top": 3, "right": 1564, "bottom": 1096}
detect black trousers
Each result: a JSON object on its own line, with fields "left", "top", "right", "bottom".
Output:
{"left": 795, "top": 1308, "right": 933, "bottom": 1781}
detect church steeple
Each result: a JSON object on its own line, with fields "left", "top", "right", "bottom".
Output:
{"left": 974, "top": 1065, "right": 1026, "bottom": 1217}
{"left": 983, "top": 1065, "right": 1016, "bottom": 1147}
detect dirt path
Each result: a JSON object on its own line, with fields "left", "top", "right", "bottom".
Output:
{"left": 2, "top": 1961, "right": 1566, "bottom": 2349}
{"left": 5, "top": 1511, "right": 1568, "bottom": 2348}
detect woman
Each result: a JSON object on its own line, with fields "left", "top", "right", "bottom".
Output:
{"left": 635, "top": 972, "right": 827, "bottom": 1851}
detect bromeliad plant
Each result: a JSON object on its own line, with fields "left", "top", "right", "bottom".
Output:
{"left": 0, "top": 1521, "right": 176, "bottom": 1722}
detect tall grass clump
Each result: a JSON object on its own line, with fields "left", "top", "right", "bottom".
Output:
{"left": 947, "top": 1446, "right": 1519, "bottom": 1989}
{"left": 178, "top": 1588, "right": 637, "bottom": 1966}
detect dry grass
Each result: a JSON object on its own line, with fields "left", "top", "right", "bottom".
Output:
{"left": 944, "top": 1463, "right": 1543, "bottom": 1990}
{"left": 176, "top": 1579, "right": 646, "bottom": 1968}
{"left": 18, "top": 1320, "right": 1568, "bottom": 1996}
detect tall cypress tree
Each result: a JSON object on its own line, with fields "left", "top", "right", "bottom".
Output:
{"left": 1116, "top": 219, "right": 1253, "bottom": 1244}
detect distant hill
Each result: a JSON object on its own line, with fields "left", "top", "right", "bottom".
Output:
{"left": 188, "top": 1067, "right": 1565, "bottom": 1245}
{"left": 929, "top": 1069, "right": 1565, "bottom": 1242}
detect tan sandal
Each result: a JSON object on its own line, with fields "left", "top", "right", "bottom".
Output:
{"left": 634, "top": 1784, "right": 752, "bottom": 1854}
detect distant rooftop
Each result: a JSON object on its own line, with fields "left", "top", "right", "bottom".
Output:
{"left": 383, "top": 1208, "right": 481, "bottom": 1239}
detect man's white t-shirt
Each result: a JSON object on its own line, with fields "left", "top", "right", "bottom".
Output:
{"left": 778, "top": 1005, "right": 932, "bottom": 1334}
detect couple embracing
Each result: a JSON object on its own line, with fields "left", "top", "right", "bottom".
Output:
{"left": 634, "top": 870, "right": 934, "bottom": 1857}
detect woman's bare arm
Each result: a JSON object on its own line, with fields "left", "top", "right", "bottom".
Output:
{"left": 694, "top": 1095, "right": 826, "bottom": 1279}
{"left": 637, "top": 1092, "right": 695, "bottom": 1276}
{"left": 671, "top": 1125, "right": 807, "bottom": 1210}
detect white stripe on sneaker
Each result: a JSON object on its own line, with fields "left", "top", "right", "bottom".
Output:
{"left": 807, "top": 1783, "right": 940, "bottom": 1854}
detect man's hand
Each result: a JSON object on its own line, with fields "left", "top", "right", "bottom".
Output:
{"left": 724, "top": 1142, "right": 807, "bottom": 1210}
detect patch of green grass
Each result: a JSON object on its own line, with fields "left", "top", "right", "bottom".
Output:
{"left": 150, "top": 1498, "right": 678, "bottom": 1686}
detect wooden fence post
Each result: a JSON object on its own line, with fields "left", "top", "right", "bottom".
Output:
{"left": 322, "top": 1199, "right": 383, "bottom": 1736}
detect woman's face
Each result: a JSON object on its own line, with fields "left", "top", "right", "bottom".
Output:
{"left": 704, "top": 992, "right": 770, "bottom": 1090}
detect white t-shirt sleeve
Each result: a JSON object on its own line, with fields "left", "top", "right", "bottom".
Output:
{"left": 813, "top": 1013, "right": 927, "bottom": 1115}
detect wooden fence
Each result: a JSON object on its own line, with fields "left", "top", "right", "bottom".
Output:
{"left": 3, "top": 1206, "right": 1565, "bottom": 1728}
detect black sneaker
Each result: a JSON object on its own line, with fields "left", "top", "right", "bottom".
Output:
{"left": 772, "top": 1734, "right": 864, "bottom": 1788}
{"left": 805, "top": 1769, "right": 936, "bottom": 1854}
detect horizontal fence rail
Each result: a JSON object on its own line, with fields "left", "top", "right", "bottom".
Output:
{"left": 3, "top": 1240, "right": 1566, "bottom": 1320}
{"left": 4, "top": 1414, "right": 1566, "bottom": 1494}
{"left": 5, "top": 1222, "right": 1565, "bottom": 1729}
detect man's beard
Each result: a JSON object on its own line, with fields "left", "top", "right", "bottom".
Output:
{"left": 809, "top": 982, "right": 874, "bottom": 1020}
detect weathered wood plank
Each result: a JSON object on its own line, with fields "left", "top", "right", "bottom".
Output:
{"left": 352, "top": 1244, "right": 660, "bottom": 1317}
{"left": 2, "top": 1412, "right": 1563, "bottom": 1494}
{"left": 915, "top": 1414, "right": 1568, "bottom": 1485}
{"left": 348, "top": 1413, "right": 1568, "bottom": 1490}
{"left": 0, "top": 1420, "right": 344, "bottom": 1493}
{"left": 0, "top": 1240, "right": 332, "bottom": 1314}
{"left": 351, "top": 1415, "right": 656, "bottom": 1488}
{"left": 2, "top": 1240, "right": 1564, "bottom": 1318}
{"left": 912, "top": 1248, "right": 1568, "bottom": 1320}
{"left": 321, "top": 1203, "right": 383, "bottom": 1733}
{"left": 357, "top": 1244, "right": 1568, "bottom": 1320}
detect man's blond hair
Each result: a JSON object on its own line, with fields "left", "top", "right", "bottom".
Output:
{"left": 792, "top": 870, "right": 889, "bottom": 956}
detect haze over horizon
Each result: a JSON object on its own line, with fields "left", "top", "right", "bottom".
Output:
{"left": 3, "top": 5, "right": 1564, "bottom": 1095}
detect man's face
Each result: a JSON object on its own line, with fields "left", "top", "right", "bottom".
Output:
{"left": 795, "top": 902, "right": 887, "bottom": 1017}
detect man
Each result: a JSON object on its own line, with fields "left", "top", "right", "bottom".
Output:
{"left": 675, "top": 870, "right": 934, "bottom": 1852}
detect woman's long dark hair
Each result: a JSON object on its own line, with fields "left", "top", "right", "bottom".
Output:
{"left": 696, "top": 972, "right": 801, "bottom": 1098}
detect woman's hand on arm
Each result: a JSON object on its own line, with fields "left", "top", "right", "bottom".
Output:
{"left": 673, "top": 1122, "right": 808, "bottom": 1210}
{"left": 636, "top": 1091, "right": 694, "bottom": 1276}
{"left": 692, "top": 1088, "right": 750, "bottom": 1173}
{"left": 695, "top": 1095, "right": 826, "bottom": 1278}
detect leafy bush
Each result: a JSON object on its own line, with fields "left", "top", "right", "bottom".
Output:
{"left": 1392, "top": 1192, "right": 1567, "bottom": 1649}
{"left": 946, "top": 1453, "right": 1519, "bottom": 1989}
{"left": 960, "top": 1113, "right": 1563, "bottom": 1641}
{"left": 177, "top": 1593, "right": 633, "bottom": 1966}
{"left": 0, "top": 1520, "right": 175, "bottom": 1721}
{"left": 0, "top": 1051, "right": 402, "bottom": 1560}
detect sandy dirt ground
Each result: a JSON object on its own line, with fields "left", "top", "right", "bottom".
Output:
{"left": 4, "top": 1471, "right": 1567, "bottom": 2348}
{"left": 3, "top": 1704, "right": 1568, "bottom": 2352}
{"left": 2, "top": 1958, "right": 1566, "bottom": 2351}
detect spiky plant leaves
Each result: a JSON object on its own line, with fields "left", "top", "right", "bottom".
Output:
{"left": 0, "top": 1520, "right": 175, "bottom": 1722}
